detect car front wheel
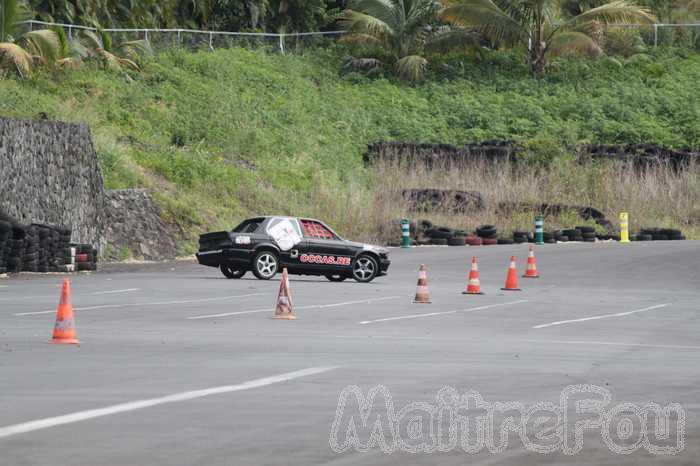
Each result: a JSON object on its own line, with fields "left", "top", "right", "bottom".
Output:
{"left": 352, "top": 255, "right": 378, "bottom": 283}
{"left": 252, "top": 251, "right": 279, "bottom": 280}
{"left": 220, "top": 264, "right": 246, "bottom": 279}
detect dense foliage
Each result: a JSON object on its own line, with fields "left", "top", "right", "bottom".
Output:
{"left": 0, "top": 47, "right": 697, "bottom": 246}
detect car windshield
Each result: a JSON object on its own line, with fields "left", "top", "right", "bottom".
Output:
{"left": 232, "top": 218, "right": 264, "bottom": 234}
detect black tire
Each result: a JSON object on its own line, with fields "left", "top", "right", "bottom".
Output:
{"left": 545, "top": 238, "right": 557, "bottom": 244}
{"left": 660, "top": 228, "right": 681, "bottom": 237}
{"left": 582, "top": 232, "right": 596, "bottom": 239}
{"left": 573, "top": 236, "right": 584, "bottom": 242}
{"left": 0, "top": 221, "right": 10, "bottom": 233}
{"left": 542, "top": 232, "right": 554, "bottom": 241}
{"left": 447, "top": 236, "right": 467, "bottom": 246}
{"left": 426, "top": 227, "right": 454, "bottom": 239}
{"left": 669, "top": 235, "right": 683, "bottom": 240}
{"left": 419, "top": 219, "right": 433, "bottom": 231}
{"left": 652, "top": 234, "right": 669, "bottom": 241}
{"left": 563, "top": 229, "right": 580, "bottom": 238}
{"left": 220, "top": 264, "right": 247, "bottom": 279}
{"left": 497, "top": 238, "right": 514, "bottom": 245}
{"left": 77, "top": 262, "right": 96, "bottom": 271}
{"left": 252, "top": 250, "right": 279, "bottom": 280}
{"left": 430, "top": 238, "right": 448, "bottom": 245}
{"left": 638, "top": 234, "right": 653, "bottom": 241}
{"left": 476, "top": 225, "right": 497, "bottom": 238}
{"left": 352, "top": 254, "right": 378, "bottom": 283}
{"left": 326, "top": 274, "right": 348, "bottom": 282}
{"left": 583, "top": 237, "right": 596, "bottom": 242}
{"left": 558, "top": 235, "right": 569, "bottom": 242}
{"left": 577, "top": 226, "right": 596, "bottom": 234}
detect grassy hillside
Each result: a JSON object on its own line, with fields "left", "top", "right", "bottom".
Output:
{"left": 1, "top": 47, "right": 699, "bottom": 251}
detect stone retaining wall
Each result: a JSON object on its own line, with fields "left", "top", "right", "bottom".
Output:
{"left": 0, "top": 117, "right": 106, "bottom": 248}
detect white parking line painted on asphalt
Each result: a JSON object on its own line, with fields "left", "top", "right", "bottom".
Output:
{"left": 1, "top": 288, "right": 141, "bottom": 302}
{"left": 524, "top": 339, "right": 700, "bottom": 351}
{"left": 0, "top": 366, "right": 338, "bottom": 439}
{"left": 531, "top": 303, "right": 671, "bottom": 329}
{"left": 358, "top": 300, "right": 529, "bottom": 325}
{"left": 187, "top": 296, "right": 401, "bottom": 320}
{"left": 89, "top": 288, "right": 141, "bottom": 295}
{"left": 13, "top": 293, "right": 267, "bottom": 316}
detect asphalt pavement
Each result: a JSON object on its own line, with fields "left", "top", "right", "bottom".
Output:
{"left": 0, "top": 241, "right": 698, "bottom": 465}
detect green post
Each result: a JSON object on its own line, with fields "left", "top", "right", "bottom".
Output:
{"left": 401, "top": 219, "right": 411, "bottom": 248}
{"left": 535, "top": 215, "right": 544, "bottom": 245}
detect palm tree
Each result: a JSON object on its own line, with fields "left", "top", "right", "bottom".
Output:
{"left": 440, "top": 0, "right": 656, "bottom": 74}
{"left": 80, "top": 29, "right": 151, "bottom": 74}
{"left": 339, "top": 0, "right": 480, "bottom": 81}
{"left": 1, "top": 0, "right": 60, "bottom": 77}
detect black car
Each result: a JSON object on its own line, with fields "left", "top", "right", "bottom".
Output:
{"left": 196, "top": 216, "right": 390, "bottom": 283}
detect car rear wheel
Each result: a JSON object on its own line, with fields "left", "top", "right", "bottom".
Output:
{"left": 352, "top": 255, "right": 378, "bottom": 283}
{"left": 253, "top": 251, "right": 279, "bottom": 280}
{"left": 220, "top": 264, "right": 246, "bottom": 279}
{"left": 325, "top": 274, "right": 347, "bottom": 282}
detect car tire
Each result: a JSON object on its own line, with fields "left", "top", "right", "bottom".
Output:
{"left": 352, "top": 254, "right": 378, "bottom": 283}
{"left": 326, "top": 274, "right": 348, "bottom": 282}
{"left": 252, "top": 250, "right": 279, "bottom": 280}
{"left": 220, "top": 264, "right": 247, "bottom": 279}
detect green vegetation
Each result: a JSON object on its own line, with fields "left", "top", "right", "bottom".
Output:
{"left": 0, "top": 46, "right": 698, "bottom": 248}
{"left": 441, "top": 0, "right": 655, "bottom": 74}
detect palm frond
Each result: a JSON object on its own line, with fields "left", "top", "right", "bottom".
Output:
{"left": 0, "top": 41, "right": 32, "bottom": 77}
{"left": 20, "top": 29, "right": 60, "bottom": 66}
{"left": 440, "top": 0, "right": 526, "bottom": 46}
{"left": 350, "top": 0, "right": 399, "bottom": 30}
{"left": 338, "top": 9, "right": 394, "bottom": 38}
{"left": 395, "top": 54, "right": 428, "bottom": 81}
{"left": 56, "top": 56, "right": 82, "bottom": 70}
{"left": 566, "top": 1, "right": 656, "bottom": 28}
{"left": 425, "top": 28, "right": 481, "bottom": 55}
{"left": 547, "top": 31, "right": 603, "bottom": 59}
{"left": 118, "top": 39, "right": 152, "bottom": 61}
{"left": 339, "top": 32, "right": 385, "bottom": 47}
{"left": 1, "top": 0, "right": 26, "bottom": 42}
{"left": 81, "top": 30, "right": 103, "bottom": 52}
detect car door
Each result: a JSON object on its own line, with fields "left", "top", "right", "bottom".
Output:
{"left": 265, "top": 217, "right": 304, "bottom": 267}
{"left": 298, "top": 219, "right": 353, "bottom": 271}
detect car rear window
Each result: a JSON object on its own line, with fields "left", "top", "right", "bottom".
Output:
{"left": 300, "top": 220, "right": 334, "bottom": 239}
{"left": 233, "top": 218, "right": 263, "bottom": 234}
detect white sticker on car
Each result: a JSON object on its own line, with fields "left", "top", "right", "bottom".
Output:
{"left": 267, "top": 219, "right": 302, "bottom": 251}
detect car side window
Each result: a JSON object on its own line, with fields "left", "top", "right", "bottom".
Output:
{"left": 300, "top": 220, "right": 335, "bottom": 240}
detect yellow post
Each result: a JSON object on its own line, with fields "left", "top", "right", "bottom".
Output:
{"left": 620, "top": 212, "right": 630, "bottom": 243}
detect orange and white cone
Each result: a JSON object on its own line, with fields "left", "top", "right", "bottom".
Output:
{"left": 501, "top": 256, "right": 521, "bottom": 291}
{"left": 413, "top": 264, "right": 431, "bottom": 303}
{"left": 51, "top": 279, "right": 80, "bottom": 344}
{"left": 463, "top": 257, "right": 484, "bottom": 295}
{"left": 272, "top": 268, "right": 296, "bottom": 320}
{"left": 523, "top": 245, "right": 540, "bottom": 278}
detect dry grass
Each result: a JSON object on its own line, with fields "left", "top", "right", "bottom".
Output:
{"left": 296, "top": 159, "right": 700, "bottom": 244}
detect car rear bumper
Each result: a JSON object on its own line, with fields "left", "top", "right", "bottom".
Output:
{"left": 196, "top": 248, "right": 252, "bottom": 268}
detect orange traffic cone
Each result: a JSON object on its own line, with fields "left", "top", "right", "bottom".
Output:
{"left": 413, "top": 264, "right": 431, "bottom": 303}
{"left": 51, "top": 279, "right": 80, "bottom": 344}
{"left": 501, "top": 256, "right": 521, "bottom": 291}
{"left": 272, "top": 268, "right": 296, "bottom": 320}
{"left": 463, "top": 257, "right": 484, "bottom": 295}
{"left": 523, "top": 245, "right": 540, "bottom": 278}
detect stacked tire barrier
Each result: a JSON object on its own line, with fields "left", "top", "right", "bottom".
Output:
{"left": 74, "top": 244, "right": 98, "bottom": 271}
{"left": 0, "top": 212, "right": 98, "bottom": 274}
{"left": 403, "top": 218, "right": 686, "bottom": 248}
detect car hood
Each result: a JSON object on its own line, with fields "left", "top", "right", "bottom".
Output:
{"left": 343, "top": 240, "right": 389, "bottom": 255}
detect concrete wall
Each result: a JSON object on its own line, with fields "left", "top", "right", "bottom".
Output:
{"left": 0, "top": 117, "right": 106, "bottom": 247}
